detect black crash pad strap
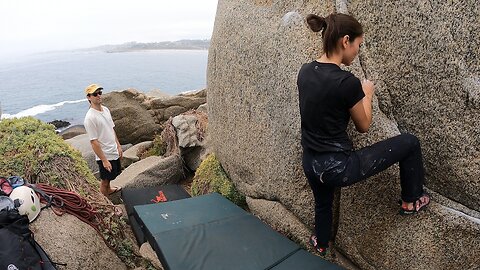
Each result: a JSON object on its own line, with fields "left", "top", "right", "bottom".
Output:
{"left": 122, "top": 184, "right": 190, "bottom": 216}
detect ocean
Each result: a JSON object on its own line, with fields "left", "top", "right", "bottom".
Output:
{"left": 0, "top": 50, "right": 208, "bottom": 127}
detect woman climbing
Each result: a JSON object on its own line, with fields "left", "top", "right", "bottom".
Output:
{"left": 297, "top": 13, "right": 430, "bottom": 256}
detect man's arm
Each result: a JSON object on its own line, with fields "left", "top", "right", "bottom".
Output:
{"left": 115, "top": 133, "right": 123, "bottom": 159}
{"left": 90, "top": 139, "right": 112, "bottom": 172}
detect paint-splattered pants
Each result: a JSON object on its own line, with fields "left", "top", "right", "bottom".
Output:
{"left": 302, "top": 133, "right": 425, "bottom": 248}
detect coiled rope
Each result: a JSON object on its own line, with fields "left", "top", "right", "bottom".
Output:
{"left": 31, "top": 183, "right": 111, "bottom": 246}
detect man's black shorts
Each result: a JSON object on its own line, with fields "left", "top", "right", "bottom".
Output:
{"left": 97, "top": 158, "right": 121, "bottom": 181}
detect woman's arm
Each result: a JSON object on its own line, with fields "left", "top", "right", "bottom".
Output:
{"left": 349, "top": 79, "right": 374, "bottom": 133}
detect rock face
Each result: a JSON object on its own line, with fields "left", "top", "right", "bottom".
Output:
{"left": 172, "top": 112, "right": 211, "bottom": 171}
{"left": 48, "top": 120, "right": 70, "bottom": 129}
{"left": 58, "top": 124, "right": 86, "bottom": 140}
{"left": 139, "top": 243, "right": 163, "bottom": 270}
{"left": 30, "top": 209, "right": 126, "bottom": 270}
{"left": 102, "top": 90, "right": 161, "bottom": 145}
{"left": 111, "top": 154, "right": 185, "bottom": 189}
{"left": 102, "top": 89, "right": 207, "bottom": 145}
{"left": 172, "top": 115, "right": 203, "bottom": 148}
{"left": 122, "top": 141, "right": 154, "bottom": 168}
{"left": 65, "top": 134, "right": 97, "bottom": 174}
{"left": 349, "top": 0, "right": 480, "bottom": 211}
{"left": 207, "top": 1, "right": 480, "bottom": 269}
{"left": 246, "top": 197, "right": 312, "bottom": 250}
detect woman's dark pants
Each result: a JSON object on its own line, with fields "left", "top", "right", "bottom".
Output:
{"left": 302, "top": 133, "right": 425, "bottom": 248}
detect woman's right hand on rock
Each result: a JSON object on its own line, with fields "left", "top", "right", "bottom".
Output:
{"left": 362, "top": 79, "right": 375, "bottom": 99}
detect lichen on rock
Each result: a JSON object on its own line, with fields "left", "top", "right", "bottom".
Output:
{"left": 191, "top": 153, "right": 246, "bottom": 208}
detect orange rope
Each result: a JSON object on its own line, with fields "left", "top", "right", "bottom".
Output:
{"left": 32, "top": 184, "right": 110, "bottom": 245}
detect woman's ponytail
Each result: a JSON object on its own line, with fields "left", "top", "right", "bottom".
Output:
{"left": 306, "top": 14, "right": 327, "bottom": 33}
{"left": 306, "top": 13, "right": 363, "bottom": 57}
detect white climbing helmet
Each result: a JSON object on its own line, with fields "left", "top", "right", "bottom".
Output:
{"left": 9, "top": 186, "right": 41, "bottom": 222}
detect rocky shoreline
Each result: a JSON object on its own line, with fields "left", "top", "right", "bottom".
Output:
{"left": 53, "top": 88, "right": 211, "bottom": 269}
{"left": 0, "top": 88, "right": 211, "bottom": 269}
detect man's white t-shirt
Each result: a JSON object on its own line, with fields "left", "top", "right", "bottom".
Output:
{"left": 84, "top": 105, "right": 119, "bottom": 161}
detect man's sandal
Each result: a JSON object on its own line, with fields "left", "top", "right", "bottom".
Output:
{"left": 399, "top": 193, "right": 430, "bottom": 215}
{"left": 107, "top": 186, "right": 122, "bottom": 196}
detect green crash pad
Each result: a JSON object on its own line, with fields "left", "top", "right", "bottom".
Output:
{"left": 134, "top": 192, "right": 248, "bottom": 234}
{"left": 122, "top": 184, "right": 191, "bottom": 245}
{"left": 150, "top": 214, "right": 301, "bottom": 270}
{"left": 134, "top": 193, "right": 344, "bottom": 270}
{"left": 270, "top": 249, "right": 344, "bottom": 270}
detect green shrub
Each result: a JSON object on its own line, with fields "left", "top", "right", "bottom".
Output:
{"left": 191, "top": 153, "right": 246, "bottom": 208}
{"left": 0, "top": 117, "right": 97, "bottom": 188}
{"left": 146, "top": 134, "right": 166, "bottom": 157}
{"left": 0, "top": 117, "right": 149, "bottom": 267}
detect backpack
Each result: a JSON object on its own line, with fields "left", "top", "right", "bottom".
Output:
{"left": 0, "top": 208, "right": 59, "bottom": 270}
{"left": 0, "top": 177, "right": 13, "bottom": 196}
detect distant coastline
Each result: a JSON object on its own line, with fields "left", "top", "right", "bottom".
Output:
{"left": 79, "top": 39, "right": 210, "bottom": 53}
{"left": 0, "top": 49, "right": 208, "bottom": 127}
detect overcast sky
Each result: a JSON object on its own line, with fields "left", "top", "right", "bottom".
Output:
{"left": 0, "top": 0, "right": 218, "bottom": 58}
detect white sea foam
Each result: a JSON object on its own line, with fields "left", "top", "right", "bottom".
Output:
{"left": 180, "top": 88, "right": 204, "bottom": 95}
{"left": 1, "top": 99, "right": 87, "bottom": 119}
{"left": 0, "top": 50, "right": 207, "bottom": 123}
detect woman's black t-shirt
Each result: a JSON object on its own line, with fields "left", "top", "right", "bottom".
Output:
{"left": 297, "top": 61, "right": 365, "bottom": 153}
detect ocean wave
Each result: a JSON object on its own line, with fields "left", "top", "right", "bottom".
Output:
{"left": 1, "top": 99, "right": 87, "bottom": 119}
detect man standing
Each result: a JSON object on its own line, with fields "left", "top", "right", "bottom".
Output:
{"left": 84, "top": 84, "right": 123, "bottom": 196}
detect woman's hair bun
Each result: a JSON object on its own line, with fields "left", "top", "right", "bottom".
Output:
{"left": 306, "top": 14, "right": 327, "bottom": 33}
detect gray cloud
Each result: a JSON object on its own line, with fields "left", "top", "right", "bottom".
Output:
{"left": 0, "top": 0, "right": 217, "bottom": 58}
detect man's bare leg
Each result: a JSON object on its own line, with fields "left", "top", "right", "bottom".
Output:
{"left": 100, "top": 179, "right": 113, "bottom": 195}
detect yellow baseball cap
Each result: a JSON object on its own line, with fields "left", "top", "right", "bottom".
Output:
{"left": 84, "top": 84, "right": 103, "bottom": 95}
